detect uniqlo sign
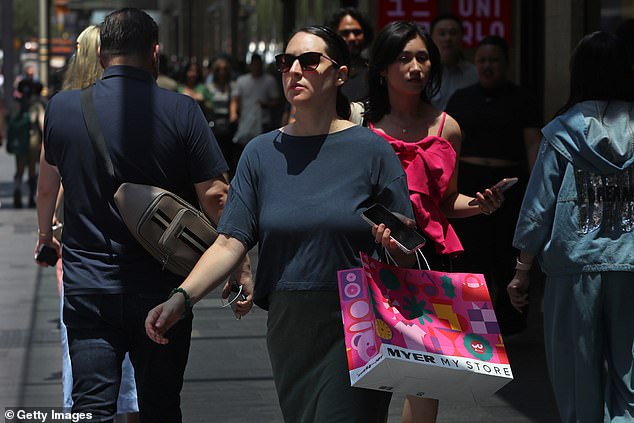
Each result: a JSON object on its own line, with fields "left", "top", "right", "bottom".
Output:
{"left": 452, "top": 0, "right": 512, "bottom": 48}
{"left": 377, "top": 0, "right": 439, "bottom": 32}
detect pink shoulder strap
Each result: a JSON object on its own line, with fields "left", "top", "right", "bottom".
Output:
{"left": 436, "top": 112, "right": 447, "bottom": 137}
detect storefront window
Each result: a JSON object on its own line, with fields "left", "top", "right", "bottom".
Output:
{"left": 601, "top": 0, "right": 634, "bottom": 31}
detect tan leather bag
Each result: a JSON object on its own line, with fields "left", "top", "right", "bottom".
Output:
{"left": 114, "top": 183, "right": 218, "bottom": 277}
{"left": 80, "top": 86, "right": 218, "bottom": 277}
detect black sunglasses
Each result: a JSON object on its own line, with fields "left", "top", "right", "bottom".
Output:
{"left": 275, "top": 52, "right": 340, "bottom": 73}
{"left": 339, "top": 29, "right": 363, "bottom": 37}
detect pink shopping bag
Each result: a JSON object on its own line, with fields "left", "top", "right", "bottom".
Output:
{"left": 337, "top": 252, "right": 513, "bottom": 402}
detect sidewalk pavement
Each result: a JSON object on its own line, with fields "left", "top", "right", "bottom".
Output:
{"left": 0, "top": 146, "right": 561, "bottom": 422}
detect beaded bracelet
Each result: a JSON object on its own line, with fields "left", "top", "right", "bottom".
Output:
{"left": 515, "top": 258, "right": 532, "bottom": 271}
{"left": 169, "top": 287, "right": 192, "bottom": 318}
{"left": 38, "top": 229, "right": 52, "bottom": 238}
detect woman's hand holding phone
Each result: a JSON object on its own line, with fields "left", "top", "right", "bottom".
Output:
{"left": 371, "top": 221, "right": 418, "bottom": 268}
{"left": 362, "top": 204, "right": 423, "bottom": 267}
{"left": 467, "top": 177, "right": 518, "bottom": 214}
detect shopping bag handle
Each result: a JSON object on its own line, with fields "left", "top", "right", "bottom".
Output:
{"left": 383, "top": 248, "right": 430, "bottom": 270}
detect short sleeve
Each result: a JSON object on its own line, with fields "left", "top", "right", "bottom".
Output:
{"left": 376, "top": 174, "right": 414, "bottom": 219}
{"left": 371, "top": 136, "right": 415, "bottom": 220}
{"left": 183, "top": 98, "right": 228, "bottom": 182}
{"left": 43, "top": 96, "right": 60, "bottom": 166}
{"left": 216, "top": 143, "right": 259, "bottom": 249}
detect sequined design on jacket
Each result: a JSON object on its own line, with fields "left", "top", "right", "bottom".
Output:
{"left": 574, "top": 166, "right": 634, "bottom": 234}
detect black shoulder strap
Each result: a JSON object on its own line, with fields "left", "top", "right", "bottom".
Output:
{"left": 79, "top": 86, "right": 117, "bottom": 255}
{"left": 80, "top": 86, "right": 116, "bottom": 180}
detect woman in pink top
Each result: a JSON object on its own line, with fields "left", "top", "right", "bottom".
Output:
{"left": 365, "top": 21, "right": 504, "bottom": 423}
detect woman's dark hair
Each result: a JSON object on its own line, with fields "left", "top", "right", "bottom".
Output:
{"left": 288, "top": 25, "right": 352, "bottom": 119}
{"left": 475, "top": 35, "right": 509, "bottom": 62}
{"left": 100, "top": 8, "right": 158, "bottom": 63}
{"left": 616, "top": 19, "right": 634, "bottom": 64}
{"left": 211, "top": 57, "right": 232, "bottom": 85}
{"left": 557, "top": 31, "right": 634, "bottom": 116}
{"left": 365, "top": 21, "right": 441, "bottom": 123}
{"left": 178, "top": 60, "right": 203, "bottom": 85}
{"left": 327, "top": 7, "right": 374, "bottom": 48}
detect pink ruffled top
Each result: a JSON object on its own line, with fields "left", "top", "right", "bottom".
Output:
{"left": 369, "top": 113, "right": 463, "bottom": 256}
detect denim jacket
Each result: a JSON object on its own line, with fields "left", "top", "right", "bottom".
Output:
{"left": 513, "top": 100, "right": 634, "bottom": 276}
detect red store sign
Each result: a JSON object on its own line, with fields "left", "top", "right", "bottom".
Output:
{"left": 376, "top": 1, "right": 512, "bottom": 49}
{"left": 452, "top": 0, "right": 511, "bottom": 48}
{"left": 377, "top": 0, "right": 439, "bottom": 32}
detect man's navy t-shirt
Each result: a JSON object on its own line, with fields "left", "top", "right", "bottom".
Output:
{"left": 45, "top": 65, "right": 228, "bottom": 295}
{"left": 217, "top": 126, "right": 413, "bottom": 310}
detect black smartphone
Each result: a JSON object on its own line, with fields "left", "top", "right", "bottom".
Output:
{"left": 36, "top": 244, "right": 59, "bottom": 266}
{"left": 361, "top": 204, "right": 426, "bottom": 253}
{"left": 468, "top": 177, "right": 519, "bottom": 206}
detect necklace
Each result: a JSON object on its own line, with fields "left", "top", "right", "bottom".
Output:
{"left": 388, "top": 114, "right": 416, "bottom": 135}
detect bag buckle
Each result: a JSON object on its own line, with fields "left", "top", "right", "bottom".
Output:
{"left": 161, "top": 254, "right": 169, "bottom": 270}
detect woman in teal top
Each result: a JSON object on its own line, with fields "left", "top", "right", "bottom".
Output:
{"left": 178, "top": 60, "right": 214, "bottom": 121}
{"left": 146, "top": 25, "right": 415, "bottom": 422}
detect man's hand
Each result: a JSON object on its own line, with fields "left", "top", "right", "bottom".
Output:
{"left": 145, "top": 294, "right": 186, "bottom": 345}
{"left": 34, "top": 235, "right": 61, "bottom": 267}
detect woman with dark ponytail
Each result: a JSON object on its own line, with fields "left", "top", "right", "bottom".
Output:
{"left": 146, "top": 24, "right": 415, "bottom": 422}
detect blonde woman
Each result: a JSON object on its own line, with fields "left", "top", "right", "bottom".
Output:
{"left": 62, "top": 26, "right": 103, "bottom": 90}
{"left": 49, "top": 24, "right": 140, "bottom": 422}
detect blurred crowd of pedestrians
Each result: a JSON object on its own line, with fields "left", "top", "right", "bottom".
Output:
{"left": 0, "top": 5, "right": 631, "bottom": 423}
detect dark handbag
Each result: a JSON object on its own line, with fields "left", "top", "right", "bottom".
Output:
{"left": 6, "top": 112, "right": 31, "bottom": 155}
{"left": 80, "top": 86, "right": 218, "bottom": 276}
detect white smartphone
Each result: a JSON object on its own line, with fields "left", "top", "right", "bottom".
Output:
{"left": 468, "top": 177, "right": 519, "bottom": 206}
{"left": 361, "top": 204, "right": 426, "bottom": 253}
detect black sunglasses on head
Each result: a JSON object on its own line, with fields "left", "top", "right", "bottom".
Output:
{"left": 275, "top": 52, "right": 340, "bottom": 73}
{"left": 339, "top": 29, "right": 363, "bottom": 37}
